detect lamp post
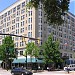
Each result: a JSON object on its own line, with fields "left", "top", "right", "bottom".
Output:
{"left": 22, "top": 37, "right": 27, "bottom": 69}
{"left": 36, "top": 59, "right": 37, "bottom": 72}
{"left": 5, "top": 47, "right": 9, "bottom": 70}
{"left": 25, "top": 51, "right": 27, "bottom": 69}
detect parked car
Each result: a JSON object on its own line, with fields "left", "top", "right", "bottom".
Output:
{"left": 11, "top": 67, "right": 33, "bottom": 75}
{"left": 64, "top": 64, "right": 75, "bottom": 71}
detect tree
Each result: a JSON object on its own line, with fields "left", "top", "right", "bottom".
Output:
{"left": 27, "top": 0, "right": 70, "bottom": 25}
{"left": 25, "top": 42, "right": 39, "bottom": 59}
{"left": 0, "top": 36, "right": 16, "bottom": 69}
{"left": 42, "top": 34, "right": 62, "bottom": 68}
{"left": 24, "top": 42, "right": 39, "bottom": 70}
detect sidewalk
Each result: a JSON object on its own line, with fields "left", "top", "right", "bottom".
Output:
{"left": 0, "top": 68, "right": 11, "bottom": 75}
{"left": 0, "top": 68, "right": 75, "bottom": 75}
{"left": 33, "top": 70, "right": 75, "bottom": 75}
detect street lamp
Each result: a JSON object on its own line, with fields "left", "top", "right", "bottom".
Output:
{"left": 22, "top": 37, "right": 27, "bottom": 69}
{"left": 5, "top": 47, "right": 10, "bottom": 70}
{"left": 36, "top": 59, "right": 38, "bottom": 71}
{"left": 25, "top": 52, "right": 27, "bottom": 69}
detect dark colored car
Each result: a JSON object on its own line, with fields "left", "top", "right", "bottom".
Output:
{"left": 11, "top": 67, "right": 33, "bottom": 75}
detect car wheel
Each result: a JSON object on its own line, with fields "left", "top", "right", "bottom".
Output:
{"left": 21, "top": 73, "right": 24, "bottom": 75}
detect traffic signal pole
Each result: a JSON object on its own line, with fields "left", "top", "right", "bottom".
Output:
{"left": 26, "top": 52, "right": 27, "bottom": 69}
{"left": 0, "top": 33, "right": 40, "bottom": 69}
{"left": 0, "top": 33, "right": 40, "bottom": 41}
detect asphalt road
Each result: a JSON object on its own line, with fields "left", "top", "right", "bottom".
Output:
{"left": 0, "top": 68, "right": 75, "bottom": 75}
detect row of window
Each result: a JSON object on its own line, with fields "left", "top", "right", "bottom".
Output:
{"left": 0, "top": 1, "right": 33, "bottom": 21}
{"left": 0, "top": 14, "right": 33, "bottom": 24}
{"left": 0, "top": 1, "right": 26, "bottom": 19}
{"left": 0, "top": 17, "right": 32, "bottom": 29}
{"left": 2, "top": 27, "right": 33, "bottom": 33}
{"left": 53, "top": 36, "right": 75, "bottom": 47}
{"left": 61, "top": 53, "right": 72, "bottom": 58}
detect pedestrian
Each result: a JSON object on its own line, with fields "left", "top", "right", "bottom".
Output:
{"left": 67, "top": 65, "right": 69, "bottom": 74}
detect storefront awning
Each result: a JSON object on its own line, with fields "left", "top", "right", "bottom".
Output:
{"left": 12, "top": 58, "right": 43, "bottom": 63}
{"left": 12, "top": 58, "right": 26, "bottom": 63}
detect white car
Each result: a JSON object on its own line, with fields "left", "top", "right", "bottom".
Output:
{"left": 64, "top": 64, "right": 75, "bottom": 71}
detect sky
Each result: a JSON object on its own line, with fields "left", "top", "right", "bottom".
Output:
{"left": 0, "top": 0, "right": 18, "bottom": 12}
{"left": 0, "top": 0, "right": 75, "bottom": 15}
{"left": 69, "top": 0, "right": 75, "bottom": 15}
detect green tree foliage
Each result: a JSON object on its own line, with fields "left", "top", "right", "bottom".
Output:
{"left": 24, "top": 42, "right": 39, "bottom": 70}
{"left": 24, "top": 42, "right": 39, "bottom": 58}
{"left": 27, "top": 0, "right": 70, "bottom": 25}
{"left": 42, "top": 34, "right": 62, "bottom": 64}
{"left": 0, "top": 36, "right": 16, "bottom": 60}
{"left": 0, "top": 45, "right": 6, "bottom": 60}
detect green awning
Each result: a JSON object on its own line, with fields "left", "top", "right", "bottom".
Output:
{"left": 12, "top": 58, "right": 26, "bottom": 63}
{"left": 12, "top": 58, "right": 43, "bottom": 63}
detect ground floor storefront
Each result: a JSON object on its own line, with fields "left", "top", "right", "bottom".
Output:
{"left": 12, "top": 57, "right": 44, "bottom": 70}
{"left": 1, "top": 57, "right": 75, "bottom": 70}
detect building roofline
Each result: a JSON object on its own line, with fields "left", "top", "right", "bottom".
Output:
{"left": 0, "top": 0, "right": 19, "bottom": 14}
{"left": 68, "top": 11, "right": 75, "bottom": 17}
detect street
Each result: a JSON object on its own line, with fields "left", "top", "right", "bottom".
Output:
{"left": 0, "top": 68, "right": 75, "bottom": 75}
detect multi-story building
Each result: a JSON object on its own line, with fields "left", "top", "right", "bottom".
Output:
{"left": 47, "top": 12, "right": 75, "bottom": 64}
{"left": 0, "top": 0, "right": 75, "bottom": 64}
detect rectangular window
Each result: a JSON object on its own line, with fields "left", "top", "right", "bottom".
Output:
{"left": 31, "top": 17, "right": 32, "bottom": 23}
{"left": 28, "top": 32, "right": 32, "bottom": 37}
{"left": 16, "top": 17, "right": 20, "bottom": 21}
{"left": 16, "top": 29, "right": 19, "bottom": 34}
{"left": 39, "top": 32, "right": 42, "bottom": 37}
{"left": 22, "top": 2, "right": 25, "bottom": 8}
{"left": 28, "top": 25, "right": 30, "bottom": 30}
{"left": 21, "top": 9, "right": 25, "bottom": 14}
{"left": 13, "top": 7, "right": 16, "bottom": 13}
{"left": 23, "top": 21, "right": 24, "bottom": 26}
{"left": 17, "top": 11, "right": 20, "bottom": 15}
{"left": 29, "top": 11, "right": 30, "bottom": 16}
{"left": 8, "top": 11, "right": 10, "bottom": 15}
{"left": 16, "top": 23, "right": 19, "bottom": 28}
{"left": 28, "top": 32, "right": 30, "bottom": 37}
{"left": 21, "top": 22, "right": 22, "bottom": 26}
{"left": 15, "top": 42, "right": 18, "bottom": 47}
{"left": 31, "top": 24, "right": 32, "bottom": 30}
{"left": 17, "top": 5, "right": 20, "bottom": 10}
{"left": 28, "top": 18, "right": 30, "bottom": 23}
{"left": 20, "top": 28, "right": 22, "bottom": 33}
{"left": 5, "top": 13, "right": 7, "bottom": 17}
{"left": 20, "top": 51, "right": 23, "bottom": 55}
{"left": 31, "top": 11, "right": 32, "bottom": 16}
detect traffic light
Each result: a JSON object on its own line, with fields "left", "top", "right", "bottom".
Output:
{"left": 22, "top": 37, "right": 25, "bottom": 42}
{"left": 37, "top": 39, "right": 40, "bottom": 44}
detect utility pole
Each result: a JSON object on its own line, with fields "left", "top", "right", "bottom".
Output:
{"left": 5, "top": 47, "right": 9, "bottom": 71}
{"left": 22, "top": 37, "right": 28, "bottom": 69}
{"left": 0, "top": 33, "right": 41, "bottom": 69}
{"left": 26, "top": 51, "right": 27, "bottom": 69}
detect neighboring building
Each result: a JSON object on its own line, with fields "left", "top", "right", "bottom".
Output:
{"left": 0, "top": 0, "right": 75, "bottom": 64}
{"left": 47, "top": 12, "right": 75, "bottom": 64}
